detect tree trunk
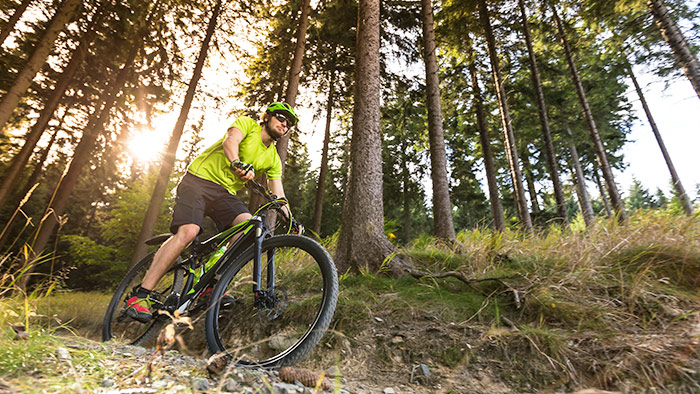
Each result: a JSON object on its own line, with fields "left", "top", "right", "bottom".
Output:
{"left": 627, "top": 61, "right": 694, "bottom": 215}
{"left": 592, "top": 161, "right": 612, "bottom": 217}
{"left": 469, "top": 60, "right": 505, "bottom": 231}
{"left": 0, "top": 125, "right": 60, "bottom": 251}
{"left": 402, "top": 149, "right": 411, "bottom": 242}
{"left": 0, "top": 0, "right": 82, "bottom": 134}
{"left": 276, "top": 0, "right": 311, "bottom": 174}
{"left": 335, "top": 0, "right": 407, "bottom": 275}
{"left": 28, "top": 2, "right": 154, "bottom": 261}
{"left": 0, "top": 0, "right": 33, "bottom": 46}
{"left": 311, "top": 68, "right": 336, "bottom": 236}
{"left": 420, "top": 0, "right": 456, "bottom": 240}
{"left": 478, "top": 0, "right": 532, "bottom": 232}
{"left": 129, "top": 0, "right": 222, "bottom": 267}
{"left": 565, "top": 125, "right": 594, "bottom": 226}
{"left": 521, "top": 148, "right": 541, "bottom": 215}
{"left": 647, "top": 0, "right": 700, "bottom": 100}
{"left": 0, "top": 11, "right": 100, "bottom": 209}
{"left": 549, "top": 2, "right": 626, "bottom": 221}
{"left": 517, "top": 0, "right": 567, "bottom": 223}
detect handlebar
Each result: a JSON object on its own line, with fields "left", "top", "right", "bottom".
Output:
{"left": 246, "top": 179, "right": 299, "bottom": 230}
{"left": 232, "top": 161, "right": 302, "bottom": 234}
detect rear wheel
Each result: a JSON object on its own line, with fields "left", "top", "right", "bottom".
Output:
{"left": 102, "top": 252, "right": 184, "bottom": 346}
{"left": 205, "top": 235, "right": 338, "bottom": 368}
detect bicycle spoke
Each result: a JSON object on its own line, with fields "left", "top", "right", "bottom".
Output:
{"left": 206, "top": 235, "right": 338, "bottom": 367}
{"left": 103, "top": 253, "right": 184, "bottom": 346}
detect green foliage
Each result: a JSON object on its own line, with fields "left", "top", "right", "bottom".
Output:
{"left": 625, "top": 177, "right": 655, "bottom": 210}
{"left": 233, "top": 0, "right": 300, "bottom": 110}
{"left": 283, "top": 137, "right": 316, "bottom": 226}
{"left": 381, "top": 78, "right": 432, "bottom": 243}
{"left": 99, "top": 174, "right": 174, "bottom": 261}
{"left": 54, "top": 235, "right": 126, "bottom": 290}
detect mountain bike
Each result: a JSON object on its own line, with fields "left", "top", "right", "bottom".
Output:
{"left": 102, "top": 179, "right": 339, "bottom": 368}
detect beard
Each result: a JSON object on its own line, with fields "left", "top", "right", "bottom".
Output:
{"left": 266, "top": 119, "right": 287, "bottom": 141}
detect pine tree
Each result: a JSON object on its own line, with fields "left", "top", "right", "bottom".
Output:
{"left": 0, "top": 0, "right": 82, "bottom": 133}
{"left": 478, "top": 0, "right": 532, "bottom": 232}
{"left": 647, "top": 0, "right": 700, "bottom": 100}
{"left": 517, "top": 0, "right": 567, "bottom": 223}
{"left": 335, "top": 0, "right": 408, "bottom": 274}
{"left": 130, "top": 0, "right": 222, "bottom": 267}
{"left": 0, "top": 8, "right": 103, "bottom": 210}
{"left": 548, "top": 1, "right": 626, "bottom": 221}
{"left": 276, "top": 0, "right": 312, "bottom": 173}
{"left": 626, "top": 59, "right": 693, "bottom": 215}
{"left": 0, "top": 0, "right": 33, "bottom": 46}
{"left": 420, "top": 0, "right": 455, "bottom": 240}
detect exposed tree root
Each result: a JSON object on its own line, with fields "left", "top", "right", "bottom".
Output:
{"left": 405, "top": 268, "right": 527, "bottom": 309}
{"left": 406, "top": 268, "right": 520, "bottom": 289}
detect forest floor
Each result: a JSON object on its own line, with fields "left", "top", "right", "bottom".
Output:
{"left": 1, "top": 291, "right": 698, "bottom": 394}
{"left": 0, "top": 312, "right": 626, "bottom": 394}
{"left": 2, "top": 211, "right": 700, "bottom": 393}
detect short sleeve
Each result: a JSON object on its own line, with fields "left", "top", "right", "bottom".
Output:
{"left": 229, "top": 116, "right": 258, "bottom": 137}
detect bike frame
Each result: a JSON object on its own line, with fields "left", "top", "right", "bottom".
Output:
{"left": 160, "top": 189, "right": 288, "bottom": 317}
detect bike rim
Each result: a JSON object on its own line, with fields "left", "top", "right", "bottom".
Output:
{"left": 106, "top": 257, "right": 182, "bottom": 345}
{"left": 212, "top": 241, "right": 331, "bottom": 366}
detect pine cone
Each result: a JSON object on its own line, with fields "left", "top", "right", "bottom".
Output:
{"left": 156, "top": 324, "right": 176, "bottom": 354}
{"left": 206, "top": 353, "right": 230, "bottom": 376}
{"left": 278, "top": 367, "right": 332, "bottom": 390}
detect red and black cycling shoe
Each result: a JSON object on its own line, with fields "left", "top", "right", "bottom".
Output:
{"left": 125, "top": 294, "right": 153, "bottom": 323}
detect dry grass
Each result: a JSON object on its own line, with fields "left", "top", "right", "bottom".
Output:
{"left": 3, "top": 209, "right": 699, "bottom": 392}
{"left": 403, "top": 209, "right": 700, "bottom": 392}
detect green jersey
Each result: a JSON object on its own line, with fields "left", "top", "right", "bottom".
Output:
{"left": 187, "top": 116, "right": 282, "bottom": 195}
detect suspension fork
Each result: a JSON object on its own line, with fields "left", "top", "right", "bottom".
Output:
{"left": 252, "top": 219, "right": 276, "bottom": 298}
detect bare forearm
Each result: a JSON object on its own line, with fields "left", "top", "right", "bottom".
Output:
{"left": 269, "top": 179, "right": 292, "bottom": 218}
{"left": 223, "top": 127, "right": 244, "bottom": 163}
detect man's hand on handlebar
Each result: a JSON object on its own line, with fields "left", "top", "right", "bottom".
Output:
{"left": 231, "top": 160, "right": 255, "bottom": 182}
{"left": 290, "top": 219, "right": 304, "bottom": 235}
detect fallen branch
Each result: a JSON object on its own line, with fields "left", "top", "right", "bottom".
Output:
{"left": 406, "top": 268, "right": 520, "bottom": 289}
{"left": 407, "top": 268, "right": 528, "bottom": 310}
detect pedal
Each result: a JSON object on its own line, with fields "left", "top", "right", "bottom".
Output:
{"left": 163, "top": 292, "right": 181, "bottom": 313}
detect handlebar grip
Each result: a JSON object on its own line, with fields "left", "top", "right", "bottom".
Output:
{"left": 231, "top": 160, "right": 254, "bottom": 176}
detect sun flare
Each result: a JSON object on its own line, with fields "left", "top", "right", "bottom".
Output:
{"left": 128, "top": 129, "right": 168, "bottom": 162}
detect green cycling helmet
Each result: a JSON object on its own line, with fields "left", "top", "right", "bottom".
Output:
{"left": 266, "top": 102, "right": 299, "bottom": 127}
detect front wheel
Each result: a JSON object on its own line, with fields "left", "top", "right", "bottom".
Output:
{"left": 205, "top": 235, "right": 338, "bottom": 368}
{"left": 102, "top": 252, "right": 184, "bottom": 346}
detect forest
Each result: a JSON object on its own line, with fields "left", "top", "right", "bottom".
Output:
{"left": 2, "top": 0, "right": 700, "bottom": 392}
{"left": 0, "top": 0, "right": 699, "bottom": 293}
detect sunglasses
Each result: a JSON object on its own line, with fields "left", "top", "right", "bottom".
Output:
{"left": 273, "top": 112, "right": 294, "bottom": 127}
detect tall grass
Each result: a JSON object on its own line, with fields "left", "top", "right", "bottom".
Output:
{"left": 400, "top": 209, "right": 700, "bottom": 391}
{"left": 2, "top": 208, "right": 698, "bottom": 391}
{"left": 0, "top": 246, "right": 59, "bottom": 332}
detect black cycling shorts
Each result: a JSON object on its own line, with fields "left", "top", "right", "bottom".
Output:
{"left": 170, "top": 172, "right": 249, "bottom": 234}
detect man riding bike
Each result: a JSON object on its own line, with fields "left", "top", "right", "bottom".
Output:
{"left": 126, "top": 102, "right": 301, "bottom": 322}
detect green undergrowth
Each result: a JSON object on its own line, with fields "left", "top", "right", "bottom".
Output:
{"left": 34, "top": 291, "right": 111, "bottom": 338}
{"left": 2, "top": 209, "right": 699, "bottom": 392}
{"left": 395, "top": 210, "right": 700, "bottom": 391}
{"left": 0, "top": 328, "right": 64, "bottom": 378}
{"left": 334, "top": 273, "right": 495, "bottom": 334}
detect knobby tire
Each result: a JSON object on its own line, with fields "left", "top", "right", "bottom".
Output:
{"left": 204, "top": 235, "right": 338, "bottom": 368}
